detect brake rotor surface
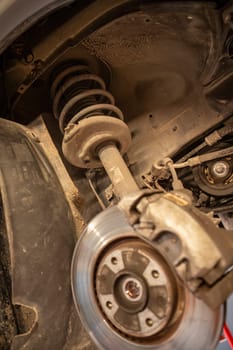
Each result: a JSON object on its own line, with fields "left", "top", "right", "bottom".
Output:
{"left": 71, "top": 206, "right": 224, "bottom": 350}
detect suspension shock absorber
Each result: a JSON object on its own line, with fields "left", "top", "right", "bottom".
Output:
{"left": 50, "top": 62, "right": 138, "bottom": 198}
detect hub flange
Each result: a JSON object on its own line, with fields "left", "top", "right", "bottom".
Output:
{"left": 95, "top": 239, "right": 176, "bottom": 338}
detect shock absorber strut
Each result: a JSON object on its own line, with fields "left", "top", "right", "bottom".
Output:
{"left": 50, "top": 63, "right": 138, "bottom": 198}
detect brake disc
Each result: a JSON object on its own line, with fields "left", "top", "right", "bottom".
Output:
{"left": 71, "top": 206, "right": 224, "bottom": 350}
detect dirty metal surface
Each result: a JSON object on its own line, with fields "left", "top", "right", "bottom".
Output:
{"left": 82, "top": 3, "right": 230, "bottom": 182}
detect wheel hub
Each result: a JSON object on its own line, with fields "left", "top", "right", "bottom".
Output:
{"left": 95, "top": 239, "right": 176, "bottom": 338}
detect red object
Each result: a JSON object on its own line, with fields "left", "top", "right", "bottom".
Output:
{"left": 224, "top": 324, "right": 233, "bottom": 349}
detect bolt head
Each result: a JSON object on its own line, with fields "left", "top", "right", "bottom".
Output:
{"left": 212, "top": 161, "right": 229, "bottom": 178}
{"left": 122, "top": 277, "right": 143, "bottom": 302}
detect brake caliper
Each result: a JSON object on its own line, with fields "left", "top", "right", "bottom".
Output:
{"left": 119, "top": 190, "right": 233, "bottom": 309}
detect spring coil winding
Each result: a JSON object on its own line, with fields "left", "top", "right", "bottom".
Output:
{"left": 50, "top": 63, "right": 124, "bottom": 134}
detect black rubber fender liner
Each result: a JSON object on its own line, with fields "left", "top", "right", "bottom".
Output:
{"left": 0, "top": 118, "right": 76, "bottom": 350}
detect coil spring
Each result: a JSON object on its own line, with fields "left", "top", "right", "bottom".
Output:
{"left": 50, "top": 63, "right": 124, "bottom": 134}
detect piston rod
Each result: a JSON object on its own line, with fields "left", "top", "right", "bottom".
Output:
{"left": 98, "top": 143, "right": 139, "bottom": 198}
